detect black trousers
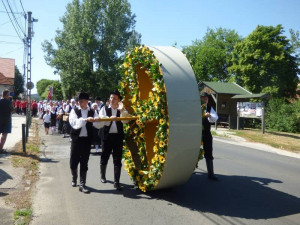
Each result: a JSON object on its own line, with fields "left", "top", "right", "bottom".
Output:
{"left": 203, "top": 131, "right": 214, "bottom": 160}
{"left": 101, "top": 134, "right": 123, "bottom": 167}
{"left": 70, "top": 137, "right": 91, "bottom": 173}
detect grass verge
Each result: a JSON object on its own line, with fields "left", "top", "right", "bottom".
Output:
{"left": 5, "top": 119, "right": 40, "bottom": 225}
{"left": 232, "top": 129, "right": 300, "bottom": 153}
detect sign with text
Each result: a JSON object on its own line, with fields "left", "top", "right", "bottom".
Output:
{"left": 237, "top": 102, "right": 262, "bottom": 118}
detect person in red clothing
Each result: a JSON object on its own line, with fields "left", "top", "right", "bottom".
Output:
{"left": 15, "top": 99, "right": 21, "bottom": 114}
{"left": 20, "top": 100, "right": 27, "bottom": 115}
{"left": 31, "top": 100, "right": 38, "bottom": 117}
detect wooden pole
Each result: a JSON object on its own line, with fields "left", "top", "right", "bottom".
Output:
{"left": 92, "top": 116, "right": 139, "bottom": 122}
{"left": 237, "top": 107, "right": 240, "bottom": 130}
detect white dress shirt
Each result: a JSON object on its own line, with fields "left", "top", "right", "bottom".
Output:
{"left": 66, "top": 104, "right": 76, "bottom": 113}
{"left": 205, "top": 105, "right": 218, "bottom": 123}
{"left": 69, "top": 107, "right": 100, "bottom": 137}
{"left": 98, "top": 105, "right": 130, "bottom": 133}
{"left": 43, "top": 113, "right": 51, "bottom": 123}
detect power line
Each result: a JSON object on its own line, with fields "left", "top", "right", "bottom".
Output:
{"left": 1, "top": 46, "right": 23, "bottom": 56}
{"left": 0, "top": 0, "right": 24, "bottom": 40}
{"left": 19, "top": 0, "right": 26, "bottom": 14}
{"left": 12, "top": 0, "right": 26, "bottom": 33}
{"left": 0, "top": 10, "right": 23, "bottom": 14}
{"left": 6, "top": 0, "right": 26, "bottom": 35}
{"left": 0, "top": 33, "right": 19, "bottom": 37}
{"left": 0, "top": 40, "right": 23, "bottom": 44}
{"left": 0, "top": 14, "right": 22, "bottom": 26}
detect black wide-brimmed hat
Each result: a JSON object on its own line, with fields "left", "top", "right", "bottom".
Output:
{"left": 78, "top": 92, "right": 89, "bottom": 100}
{"left": 200, "top": 92, "right": 210, "bottom": 97}
{"left": 110, "top": 90, "right": 122, "bottom": 100}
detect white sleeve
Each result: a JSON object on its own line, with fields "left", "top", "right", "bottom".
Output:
{"left": 92, "top": 110, "right": 102, "bottom": 129}
{"left": 208, "top": 107, "right": 218, "bottom": 123}
{"left": 93, "top": 107, "right": 110, "bottom": 129}
{"left": 121, "top": 109, "right": 131, "bottom": 124}
{"left": 69, "top": 109, "right": 86, "bottom": 129}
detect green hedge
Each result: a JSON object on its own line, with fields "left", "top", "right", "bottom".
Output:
{"left": 265, "top": 98, "right": 300, "bottom": 133}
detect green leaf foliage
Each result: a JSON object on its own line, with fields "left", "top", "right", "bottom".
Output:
{"left": 183, "top": 27, "right": 241, "bottom": 83}
{"left": 289, "top": 28, "right": 300, "bottom": 57}
{"left": 42, "top": 0, "right": 140, "bottom": 100}
{"left": 229, "top": 25, "right": 299, "bottom": 98}
{"left": 265, "top": 98, "right": 300, "bottom": 133}
{"left": 13, "top": 66, "right": 24, "bottom": 99}
{"left": 36, "top": 79, "right": 53, "bottom": 97}
{"left": 37, "top": 79, "right": 63, "bottom": 100}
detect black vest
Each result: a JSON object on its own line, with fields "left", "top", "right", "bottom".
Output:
{"left": 0, "top": 99, "right": 13, "bottom": 122}
{"left": 68, "top": 105, "right": 76, "bottom": 113}
{"left": 101, "top": 106, "right": 124, "bottom": 141}
{"left": 202, "top": 104, "right": 212, "bottom": 133}
{"left": 70, "top": 108, "right": 94, "bottom": 141}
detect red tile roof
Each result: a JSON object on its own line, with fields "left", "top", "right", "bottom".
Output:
{"left": 0, "top": 58, "right": 15, "bottom": 79}
{"left": 0, "top": 72, "right": 13, "bottom": 85}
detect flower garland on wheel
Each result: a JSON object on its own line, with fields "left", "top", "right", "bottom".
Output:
{"left": 119, "top": 46, "right": 169, "bottom": 192}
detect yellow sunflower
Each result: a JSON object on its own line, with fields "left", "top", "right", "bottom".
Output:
{"left": 159, "top": 155, "right": 166, "bottom": 164}
{"left": 159, "top": 119, "right": 165, "bottom": 125}
{"left": 159, "top": 141, "right": 165, "bottom": 148}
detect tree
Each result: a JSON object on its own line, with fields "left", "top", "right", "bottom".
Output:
{"left": 42, "top": 0, "right": 140, "bottom": 99}
{"left": 13, "top": 66, "right": 24, "bottom": 99}
{"left": 36, "top": 79, "right": 63, "bottom": 100}
{"left": 36, "top": 79, "right": 53, "bottom": 97}
{"left": 51, "top": 80, "right": 63, "bottom": 100}
{"left": 290, "top": 29, "right": 300, "bottom": 57}
{"left": 183, "top": 27, "right": 241, "bottom": 83}
{"left": 229, "top": 25, "right": 299, "bottom": 98}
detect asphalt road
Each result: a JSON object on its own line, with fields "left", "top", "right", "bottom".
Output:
{"left": 31, "top": 123, "right": 300, "bottom": 225}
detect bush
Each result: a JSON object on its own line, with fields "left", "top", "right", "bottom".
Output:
{"left": 243, "top": 118, "right": 261, "bottom": 129}
{"left": 265, "top": 98, "right": 300, "bottom": 133}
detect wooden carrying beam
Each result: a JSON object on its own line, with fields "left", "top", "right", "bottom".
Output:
{"left": 92, "top": 116, "right": 139, "bottom": 122}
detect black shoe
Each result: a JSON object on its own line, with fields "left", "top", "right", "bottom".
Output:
{"left": 206, "top": 159, "right": 219, "bottom": 181}
{"left": 79, "top": 184, "right": 90, "bottom": 193}
{"left": 100, "top": 165, "right": 107, "bottom": 183}
{"left": 113, "top": 165, "right": 122, "bottom": 190}
{"left": 79, "top": 171, "right": 90, "bottom": 193}
{"left": 114, "top": 182, "right": 123, "bottom": 191}
{"left": 71, "top": 169, "right": 78, "bottom": 187}
{"left": 208, "top": 174, "right": 219, "bottom": 181}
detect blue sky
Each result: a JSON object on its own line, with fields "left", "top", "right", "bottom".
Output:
{"left": 1, "top": 0, "right": 300, "bottom": 94}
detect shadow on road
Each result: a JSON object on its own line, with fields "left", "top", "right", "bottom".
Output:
{"left": 0, "top": 167, "right": 13, "bottom": 199}
{"left": 267, "top": 131, "right": 300, "bottom": 140}
{"left": 121, "top": 172, "right": 300, "bottom": 220}
{"left": 40, "top": 158, "right": 59, "bottom": 163}
{"left": 0, "top": 168, "right": 13, "bottom": 186}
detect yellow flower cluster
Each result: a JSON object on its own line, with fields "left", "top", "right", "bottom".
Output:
{"left": 119, "top": 46, "right": 169, "bottom": 192}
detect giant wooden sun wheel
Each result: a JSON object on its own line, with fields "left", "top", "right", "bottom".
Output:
{"left": 119, "top": 46, "right": 202, "bottom": 192}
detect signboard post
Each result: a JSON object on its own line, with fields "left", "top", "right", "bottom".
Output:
{"left": 237, "top": 101, "right": 265, "bottom": 134}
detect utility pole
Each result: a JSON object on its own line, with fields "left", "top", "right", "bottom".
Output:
{"left": 25, "top": 11, "right": 38, "bottom": 140}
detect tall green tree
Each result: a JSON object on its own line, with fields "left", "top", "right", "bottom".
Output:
{"left": 183, "top": 27, "right": 241, "bottom": 83}
{"left": 36, "top": 79, "right": 63, "bottom": 100}
{"left": 290, "top": 29, "right": 300, "bottom": 57}
{"left": 42, "top": 0, "right": 140, "bottom": 99}
{"left": 13, "top": 66, "right": 24, "bottom": 99}
{"left": 36, "top": 79, "right": 53, "bottom": 97}
{"left": 229, "top": 25, "right": 299, "bottom": 98}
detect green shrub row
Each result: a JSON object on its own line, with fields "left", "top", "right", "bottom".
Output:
{"left": 265, "top": 98, "right": 300, "bottom": 133}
